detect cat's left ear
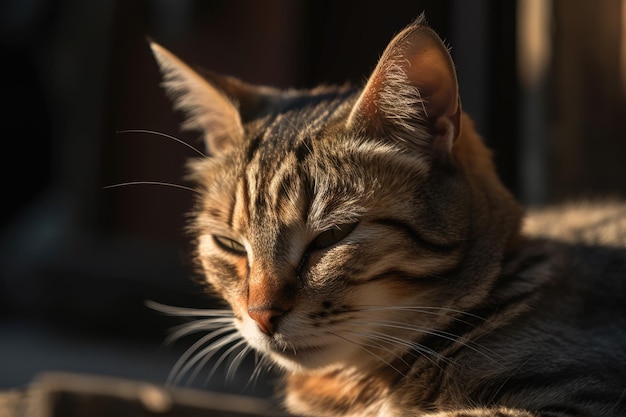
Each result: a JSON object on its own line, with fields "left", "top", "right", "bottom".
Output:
{"left": 151, "top": 42, "right": 281, "bottom": 155}
{"left": 347, "top": 17, "right": 462, "bottom": 159}
{"left": 150, "top": 42, "right": 246, "bottom": 154}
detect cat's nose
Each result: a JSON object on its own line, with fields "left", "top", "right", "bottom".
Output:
{"left": 248, "top": 308, "right": 285, "bottom": 336}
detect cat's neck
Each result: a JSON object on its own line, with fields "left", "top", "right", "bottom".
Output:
{"left": 454, "top": 113, "right": 524, "bottom": 254}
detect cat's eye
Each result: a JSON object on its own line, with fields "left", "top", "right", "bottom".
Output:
{"left": 213, "top": 235, "right": 247, "bottom": 255}
{"left": 312, "top": 222, "right": 359, "bottom": 249}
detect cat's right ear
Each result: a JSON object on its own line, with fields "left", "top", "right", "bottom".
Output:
{"left": 346, "top": 18, "right": 461, "bottom": 161}
{"left": 150, "top": 42, "right": 245, "bottom": 154}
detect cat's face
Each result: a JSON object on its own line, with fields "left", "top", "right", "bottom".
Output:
{"left": 152, "top": 18, "right": 522, "bottom": 374}
{"left": 190, "top": 106, "right": 470, "bottom": 371}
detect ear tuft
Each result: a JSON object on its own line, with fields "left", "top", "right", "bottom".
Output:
{"left": 150, "top": 42, "right": 244, "bottom": 154}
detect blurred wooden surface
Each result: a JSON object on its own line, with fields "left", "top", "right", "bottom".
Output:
{"left": 0, "top": 373, "right": 285, "bottom": 417}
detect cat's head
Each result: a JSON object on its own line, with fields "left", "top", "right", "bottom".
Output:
{"left": 151, "top": 17, "right": 522, "bottom": 373}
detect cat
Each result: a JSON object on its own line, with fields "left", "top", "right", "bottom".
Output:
{"left": 149, "top": 16, "right": 626, "bottom": 417}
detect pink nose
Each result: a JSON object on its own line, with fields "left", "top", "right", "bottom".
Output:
{"left": 248, "top": 308, "right": 285, "bottom": 335}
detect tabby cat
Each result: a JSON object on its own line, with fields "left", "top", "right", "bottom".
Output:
{"left": 150, "top": 17, "right": 626, "bottom": 417}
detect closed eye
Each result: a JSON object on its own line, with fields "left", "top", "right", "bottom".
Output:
{"left": 312, "top": 222, "right": 359, "bottom": 249}
{"left": 213, "top": 235, "right": 246, "bottom": 255}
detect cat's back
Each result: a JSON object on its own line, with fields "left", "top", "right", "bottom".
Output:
{"left": 477, "top": 201, "right": 626, "bottom": 415}
{"left": 523, "top": 200, "right": 626, "bottom": 247}
{"left": 420, "top": 202, "right": 626, "bottom": 416}
{"left": 522, "top": 200, "right": 626, "bottom": 311}
{"left": 519, "top": 200, "right": 626, "bottom": 329}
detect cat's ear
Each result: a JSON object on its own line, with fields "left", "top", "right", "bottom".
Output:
{"left": 150, "top": 42, "right": 246, "bottom": 154}
{"left": 347, "top": 17, "right": 461, "bottom": 159}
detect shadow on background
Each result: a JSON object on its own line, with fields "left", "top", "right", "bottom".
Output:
{"left": 1, "top": 0, "right": 625, "bottom": 401}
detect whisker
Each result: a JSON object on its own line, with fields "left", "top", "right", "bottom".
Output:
{"left": 171, "top": 331, "right": 241, "bottom": 386}
{"left": 282, "top": 115, "right": 302, "bottom": 135}
{"left": 189, "top": 337, "right": 239, "bottom": 384}
{"left": 345, "top": 327, "right": 451, "bottom": 371}
{"left": 342, "top": 329, "right": 414, "bottom": 370}
{"left": 146, "top": 302, "right": 249, "bottom": 387}
{"left": 488, "top": 355, "right": 535, "bottom": 404}
{"left": 245, "top": 353, "right": 270, "bottom": 391}
{"left": 329, "top": 331, "right": 407, "bottom": 377}
{"left": 167, "top": 326, "right": 238, "bottom": 385}
{"left": 350, "top": 319, "right": 501, "bottom": 363}
{"left": 117, "top": 129, "right": 207, "bottom": 157}
{"left": 102, "top": 181, "right": 200, "bottom": 194}
{"left": 191, "top": 332, "right": 243, "bottom": 383}
{"left": 352, "top": 305, "right": 487, "bottom": 323}
{"left": 167, "top": 330, "right": 218, "bottom": 386}
{"left": 225, "top": 344, "right": 253, "bottom": 383}
{"left": 146, "top": 300, "right": 234, "bottom": 317}
{"left": 204, "top": 339, "right": 248, "bottom": 384}
{"left": 166, "top": 319, "right": 236, "bottom": 345}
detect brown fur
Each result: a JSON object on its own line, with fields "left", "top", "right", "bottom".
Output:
{"left": 152, "top": 16, "right": 626, "bottom": 417}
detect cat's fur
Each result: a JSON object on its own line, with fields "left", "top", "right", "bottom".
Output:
{"left": 151, "top": 17, "right": 626, "bottom": 417}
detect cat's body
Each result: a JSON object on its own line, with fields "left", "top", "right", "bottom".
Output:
{"left": 284, "top": 217, "right": 626, "bottom": 417}
{"left": 150, "top": 17, "right": 626, "bottom": 417}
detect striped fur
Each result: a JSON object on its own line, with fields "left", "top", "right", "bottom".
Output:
{"left": 152, "top": 17, "right": 626, "bottom": 417}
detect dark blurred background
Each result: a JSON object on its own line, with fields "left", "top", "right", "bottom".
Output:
{"left": 1, "top": 0, "right": 625, "bottom": 400}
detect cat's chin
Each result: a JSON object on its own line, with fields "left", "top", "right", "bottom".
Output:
{"left": 242, "top": 331, "right": 345, "bottom": 372}
{"left": 267, "top": 345, "right": 351, "bottom": 372}
{"left": 267, "top": 346, "right": 333, "bottom": 372}
{"left": 261, "top": 337, "right": 374, "bottom": 373}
